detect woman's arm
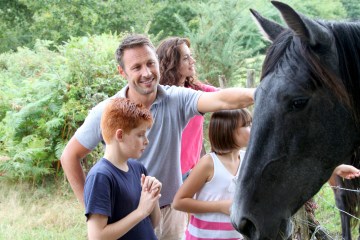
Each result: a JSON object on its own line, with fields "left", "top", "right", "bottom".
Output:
{"left": 328, "top": 164, "right": 360, "bottom": 186}
{"left": 173, "top": 154, "right": 231, "bottom": 215}
{"left": 333, "top": 164, "right": 360, "bottom": 179}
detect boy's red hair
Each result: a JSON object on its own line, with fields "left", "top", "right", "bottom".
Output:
{"left": 101, "top": 97, "right": 153, "bottom": 144}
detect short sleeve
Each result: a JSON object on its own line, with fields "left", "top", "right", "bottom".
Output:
{"left": 84, "top": 173, "right": 112, "bottom": 219}
{"left": 74, "top": 100, "right": 108, "bottom": 150}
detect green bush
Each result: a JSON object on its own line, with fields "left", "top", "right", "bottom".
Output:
{"left": 0, "top": 33, "right": 126, "bottom": 184}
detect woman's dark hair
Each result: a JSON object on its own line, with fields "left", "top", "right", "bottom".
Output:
{"left": 209, "top": 109, "right": 252, "bottom": 154}
{"left": 156, "top": 36, "right": 200, "bottom": 90}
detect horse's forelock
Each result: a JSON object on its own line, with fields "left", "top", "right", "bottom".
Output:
{"left": 261, "top": 31, "right": 293, "bottom": 80}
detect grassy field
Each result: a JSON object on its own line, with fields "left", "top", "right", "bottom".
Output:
{"left": 0, "top": 181, "right": 356, "bottom": 239}
{"left": 313, "top": 185, "right": 342, "bottom": 239}
{"left": 0, "top": 180, "right": 86, "bottom": 240}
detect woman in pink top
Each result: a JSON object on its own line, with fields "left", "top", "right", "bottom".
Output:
{"left": 156, "top": 37, "right": 218, "bottom": 180}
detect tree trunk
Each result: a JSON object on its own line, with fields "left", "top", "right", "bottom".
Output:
{"left": 246, "top": 69, "right": 255, "bottom": 88}
{"left": 291, "top": 199, "right": 331, "bottom": 240}
{"left": 218, "top": 75, "right": 227, "bottom": 88}
{"left": 292, "top": 205, "right": 309, "bottom": 240}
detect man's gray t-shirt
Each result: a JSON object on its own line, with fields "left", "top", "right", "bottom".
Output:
{"left": 75, "top": 84, "right": 202, "bottom": 207}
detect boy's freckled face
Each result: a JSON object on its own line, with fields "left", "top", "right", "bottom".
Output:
{"left": 122, "top": 122, "right": 151, "bottom": 159}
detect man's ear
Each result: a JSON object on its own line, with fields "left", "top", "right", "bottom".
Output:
{"left": 118, "top": 65, "right": 126, "bottom": 78}
{"left": 115, "top": 129, "right": 123, "bottom": 142}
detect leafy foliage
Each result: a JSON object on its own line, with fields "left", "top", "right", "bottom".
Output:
{"left": 280, "top": 0, "right": 346, "bottom": 20}
{"left": 0, "top": 0, "right": 353, "bottom": 184}
{"left": 180, "top": 0, "right": 347, "bottom": 86}
{"left": 0, "top": 0, "right": 33, "bottom": 53}
{"left": 341, "top": 0, "right": 360, "bottom": 20}
{"left": 149, "top": 2, "right": 199, "bottom": 40}
{"left": 180, "top": 0, "right": 268, "bottom": 86}
{"left": 0, "top": 0, "right": 158, "bottom": 53}
{"left": 0, "top": 34, "right": 126, "bottom": 183}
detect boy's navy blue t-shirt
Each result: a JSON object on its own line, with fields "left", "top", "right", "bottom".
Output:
{"left": 84, "top": 158, "right": 157, "bottom": 240}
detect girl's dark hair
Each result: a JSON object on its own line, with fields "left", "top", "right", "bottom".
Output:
{"left": 156, "top": 37, "right": 201, "bottom": 90}
{"left": 209, "top": 109, "right": 252, "bottom": 154}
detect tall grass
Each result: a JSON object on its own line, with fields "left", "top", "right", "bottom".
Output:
{"left": 314, "top": 184, "right": 358, "bottom": 239}
{"left": 0, "top": 181, "right": 86, "bottom": 240}
{"left": 313, "top": 185, "right": 342, "bottom": 239}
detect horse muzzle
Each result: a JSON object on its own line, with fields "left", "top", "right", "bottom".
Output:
{"left": 231, "top": 211, "right": 292, "bottom": 240}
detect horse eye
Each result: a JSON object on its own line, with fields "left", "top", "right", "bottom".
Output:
{"left": 291, "top": 98, "right": 308, "bottom": 110}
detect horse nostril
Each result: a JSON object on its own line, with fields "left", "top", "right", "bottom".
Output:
{"left": 238, "top": 218, "right": 257, "bottom": 239}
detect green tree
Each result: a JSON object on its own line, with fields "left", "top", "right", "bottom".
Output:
{"left": 149, "top": 2, "right": 198, "bottom": 40}
{"left": 0, "top": 0, "right": 33, "bottom": 52}
{"left": 181, "top": 0, "right": 268, "bottom": 86}
{"left": 341, "top": 0, "right": 360, "bottom": 20}
{"left": 181, "top": 0, "right": 347, "bottom": 86}
{"left": 280, "top": 0, "right": 346, "bottom": 20}
{"left": 0, "top": 0, "right": 159, "bottom": 53}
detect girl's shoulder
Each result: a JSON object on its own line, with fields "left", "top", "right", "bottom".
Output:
{"left": 193, "top": 153, "right": 215, "bottom": 182}
{"left": 198, "top": 153, "right": 214, "bottom": 166}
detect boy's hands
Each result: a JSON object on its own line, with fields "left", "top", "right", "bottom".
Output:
{"left": 137, "top": 174, "right": 162, "bottom": 217}
{"left": 141, "top": 174, "right": 162, "bottom": 196}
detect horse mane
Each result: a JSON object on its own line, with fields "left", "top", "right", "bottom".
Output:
{"left": 329, "top": 22, "right": 360, "bottom": 124}
{"left": 342, "top": 146, "right": 360, "bottom": 226}
{"left": 261, "top": 21, "right": 360, "bottom": 125}
{"left": 321, "top": 24, "right": 360, "bottom": 225}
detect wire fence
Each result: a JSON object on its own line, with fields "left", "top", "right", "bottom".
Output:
{"left": 292, "top": 184, "right": 360, "bottom": 240}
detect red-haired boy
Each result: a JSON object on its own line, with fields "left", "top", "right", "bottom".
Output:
{"left": 84, "top": 97, "right": 161, "bottom": 240}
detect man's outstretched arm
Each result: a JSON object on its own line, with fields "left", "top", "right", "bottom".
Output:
{"left": 60, "top": 136, "right": 91, "bottom": 206}
{"left": 197, "top": 87, "right": 255, "bottom": 113}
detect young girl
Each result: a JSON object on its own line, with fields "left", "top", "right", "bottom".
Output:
{"left": 173, "top": 109, "right": 252, "bottom": 240}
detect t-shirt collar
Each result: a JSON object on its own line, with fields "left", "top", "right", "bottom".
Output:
{"left": 118, "top": 84, "right": 167, "bottom": 105}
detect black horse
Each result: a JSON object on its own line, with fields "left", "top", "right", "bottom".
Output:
{"left": 230, "top": 1, "right": 360, "bottom": 239}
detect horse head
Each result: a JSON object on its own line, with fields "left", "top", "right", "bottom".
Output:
{"left": 231, "top": 1, "right": 360, "bottom": 239}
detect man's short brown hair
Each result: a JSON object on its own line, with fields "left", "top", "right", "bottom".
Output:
{"left": 115, "top": 34, "right": 155, "bottom": 69}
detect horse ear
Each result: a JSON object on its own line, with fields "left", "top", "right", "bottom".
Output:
{"left": 250, "top": 8, "right": 285, "bottom": 42}
{"left": 271, "top": 1, "right": 331, "bottom": 47}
